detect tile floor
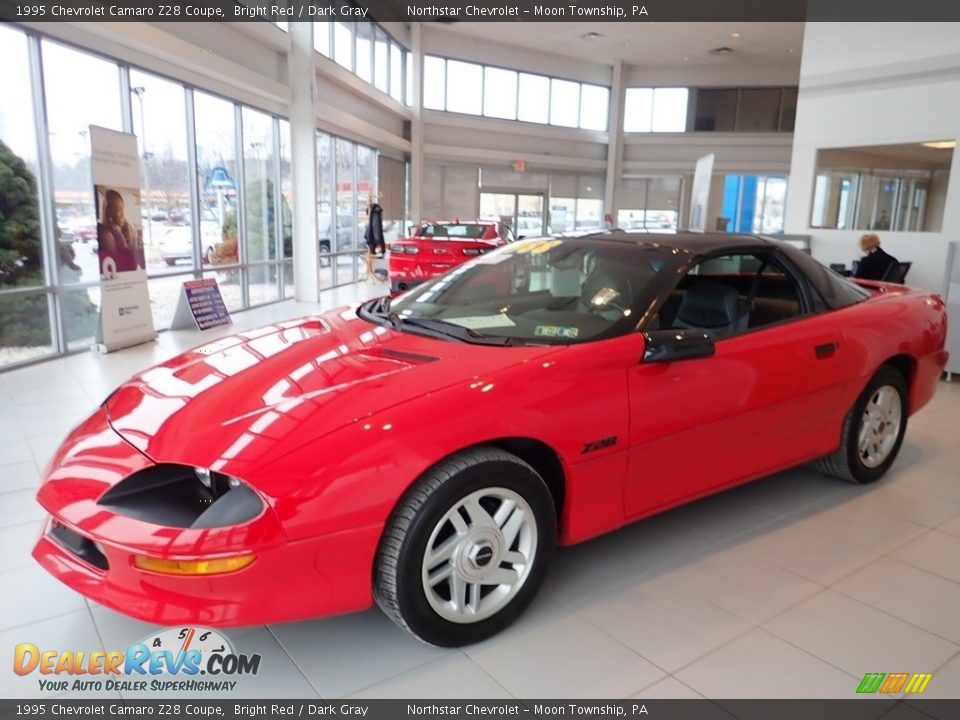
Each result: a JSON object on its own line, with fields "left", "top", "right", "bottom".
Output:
{"left": 1, "top": 280, "right": 959, "bottom": 700}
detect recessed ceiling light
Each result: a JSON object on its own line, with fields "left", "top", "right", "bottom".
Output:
{"left": 921, "top": 140, "right": 956, "bottom": 149}
{"left": 731, "top": 32, "right": 741, "bottom": 38}
{"left": 580, "top": 32, "right": 604, "bottom": 41}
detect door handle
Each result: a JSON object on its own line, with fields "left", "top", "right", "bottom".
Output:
{"left": 814, "top": 342, "right": 838, "bottom": 359}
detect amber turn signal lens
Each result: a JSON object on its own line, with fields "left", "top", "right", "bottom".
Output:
{"left": 133, "top": 554, "right": 255, "bottom": 575}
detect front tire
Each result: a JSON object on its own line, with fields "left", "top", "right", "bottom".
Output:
{"left": 816, "top": 366, "right": 908, "bottom": 484}
{"left": 374, "top": 446, "right": 556, "bottom": 647}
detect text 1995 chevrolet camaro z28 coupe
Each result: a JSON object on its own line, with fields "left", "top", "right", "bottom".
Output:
{"left": 34, "top": 233, "right": 948, "bottom": 646}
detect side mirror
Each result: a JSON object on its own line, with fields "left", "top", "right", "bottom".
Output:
{"left": 642, "top": 329, "right": 715, "bottom": 363}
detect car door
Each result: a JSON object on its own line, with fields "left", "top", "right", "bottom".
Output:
{"left": 622, "top": 249, "right": 846, "bottom": 518}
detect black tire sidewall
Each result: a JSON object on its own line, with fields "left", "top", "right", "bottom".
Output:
{"left": 392, "top": 458, "right": 556, "bottom": 647}
{"left": 845, "top": 368, "right": 909, "bottom": 484}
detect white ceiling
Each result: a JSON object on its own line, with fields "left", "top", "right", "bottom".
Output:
{"left": 434, "top": 22, "right": 804, "bottom": 69}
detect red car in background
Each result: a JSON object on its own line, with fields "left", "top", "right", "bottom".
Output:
{"left": 389, "top": 220, "right": 516, "bottom": 291}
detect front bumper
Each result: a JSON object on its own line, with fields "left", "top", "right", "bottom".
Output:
{"left": 32, "top": 407, "right": 381, "bottom": 626}
{"left": 33, "top": 518, "right": 380, "bottom": 626}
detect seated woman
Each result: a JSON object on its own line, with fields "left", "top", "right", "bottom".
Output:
{"left": 854, "top": 233, "right": 898, "bottom": 281}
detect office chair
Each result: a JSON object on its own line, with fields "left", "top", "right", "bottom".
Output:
{"left": 882, "top": 261, "right": 912, "bottom": 284}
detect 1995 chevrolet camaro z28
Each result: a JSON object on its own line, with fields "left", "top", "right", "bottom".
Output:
{"left": 34, "top": 233, "right": 949, "bottom": 645}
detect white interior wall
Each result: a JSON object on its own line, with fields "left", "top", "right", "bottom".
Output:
{"left": 422, "top": 163, "right": 479, "bottom": 220}
{"left": 624, "top": 133, "right": 792, "bottom": 173}
{"left": 784, "top": 22, "right": 960, "bottom": 293}
{"left": 623, "top": 63, "right": 799, "bottom": 88}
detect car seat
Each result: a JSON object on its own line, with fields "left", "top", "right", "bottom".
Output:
{"left": 673, "top": 281, "right": 750, "bottom": 339}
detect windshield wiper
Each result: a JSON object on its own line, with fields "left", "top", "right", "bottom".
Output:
{"left": 391, "top": 314, "right": 520, "bottom": 346}
{"left": 358, "top": 296, "right": 393, "bottom": 325}
{"left": 359, "top": 298, "right": 520, "bottom": 346}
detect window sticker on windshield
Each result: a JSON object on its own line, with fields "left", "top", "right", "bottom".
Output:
{"left": 446, "top": 315, "right": 518, "bottom": 330}
{"left": 535, "top": 325, "right": 580, "bottom": 339}
{"left": 514, "top": 239, "right": 563, "bottom": 255}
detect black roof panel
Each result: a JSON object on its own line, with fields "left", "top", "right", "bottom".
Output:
{"left": 569, "top": 230, "right": 775, "bottom": 253}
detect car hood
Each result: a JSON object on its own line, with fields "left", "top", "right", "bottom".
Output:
{"left": 104, "top": 305, "right": 558, "bottom": 477}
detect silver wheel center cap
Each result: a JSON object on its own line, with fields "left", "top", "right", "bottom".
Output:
{"left": 457, "top": 530, "right": 502, "bottom": 581}
{"left": 469, "top": 543, "right": 494, "bottom": 568}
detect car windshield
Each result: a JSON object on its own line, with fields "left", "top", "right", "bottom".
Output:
{"left": 419, "top": 224, "right": 490, "bottom": 239}
{"left": 379, "top": 238, "right": 683, "bottom": 345}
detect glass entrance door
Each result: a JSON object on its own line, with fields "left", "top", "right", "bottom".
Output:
{"left": 479, "top": 192, "right": 545, "bottom": 238}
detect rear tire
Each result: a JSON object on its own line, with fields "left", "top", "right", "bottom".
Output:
{"left": 374, "top": 446, "right": 556, "bottom": 647}
{"left": 816, "top": 366, "right": 908, "bottom": 484}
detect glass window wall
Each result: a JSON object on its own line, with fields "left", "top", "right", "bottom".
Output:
{"left": 333, "top": 22, "right": 353, "bottom": 71}
{"left": 0, "top": 26, "right": 297, "bottom": 370}
{"left": 446, "top": 60, "right": 483, "bottom": 115}
{"left": 130, "top": 70, "right": 191, "bottom": 277}
{"left": 624, "top": 88, "right": 688, "bottom": 133}
{"left": 617, "top": 176, "right": 684, "bottom": 232}
{"left": 390, "top": 43, "right": 404, "bottom": 103}
{"left": 426, "top": 56, "right": 609, "bottom": 132}
{"left": 549, "top": 79, "right": 580, "bottom": 128}
{"left": 484, "top": 67, "right": 518, "bottom": 120}
{"left": 374, "top": 29, "right": 390, "bottom": 94}
{"left": 355, "top": 23, "right": 373, "bottom": 83}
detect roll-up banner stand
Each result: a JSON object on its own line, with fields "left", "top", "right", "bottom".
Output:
{"left": 89, "top": 125, "right": 157, "bottom": 353}
{"left": 688, "top": 152, "right": 716, "bottom": 233}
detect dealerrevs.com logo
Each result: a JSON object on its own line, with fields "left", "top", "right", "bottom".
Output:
{"left": 13, "top": 626, "right": 261, "bottom": 693}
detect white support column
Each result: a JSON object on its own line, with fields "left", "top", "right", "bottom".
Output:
{"left": 409, "top": 23, "right": 425, "bottom": 226}
{"left": 604, "top": 59, "right": 626, "bottom": 227}
{"left": 289, "top": 22, "right": 319, "bottom": 303}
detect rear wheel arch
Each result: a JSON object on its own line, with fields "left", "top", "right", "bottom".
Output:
{"left": 817, "top": 364, "right": 909, "bottom": 483}
{"left": 881, "top": 354, "right": 916, "bottom": 396}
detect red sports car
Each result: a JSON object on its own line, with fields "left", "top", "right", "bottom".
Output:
{"left": 34, "top": 233, "right": 948, "bottom": 646}
{"left": 388, "top": 220, "right": 516, "bottom": 292}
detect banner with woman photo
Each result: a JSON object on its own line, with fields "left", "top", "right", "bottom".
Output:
{"left": 89, "top": 125, "right": 156, "bottom": 351}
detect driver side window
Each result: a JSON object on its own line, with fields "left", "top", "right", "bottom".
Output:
{"left": 659, "top": 252, "right": 804, "bottom": 340}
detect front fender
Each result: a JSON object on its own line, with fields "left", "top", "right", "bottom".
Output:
{"left": 260, "top": 335, "right": 638, "bottom": 544}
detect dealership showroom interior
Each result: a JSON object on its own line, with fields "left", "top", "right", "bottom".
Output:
{"left": 3, "top": 5, "right": 960, "bottom": 706}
